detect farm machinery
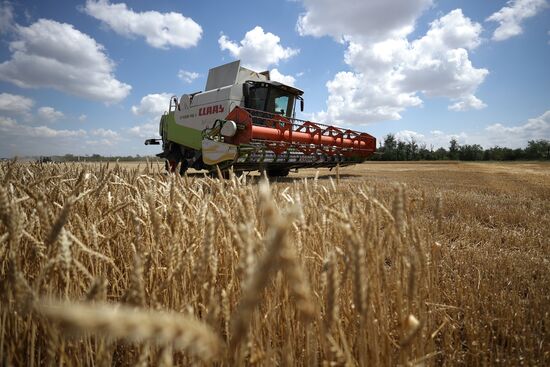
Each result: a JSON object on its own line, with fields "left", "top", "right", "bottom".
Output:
{"left": 145, "top": 61, "right": 376, "bottom": 176}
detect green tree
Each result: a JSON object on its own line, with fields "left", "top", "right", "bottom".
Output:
{"left": 418, "top": 144, "right": 434, "bottom": 160}
{"left": 525, "top": 139, "right": 550, "bottom": 159}
{"left": 396, "top": 141, "right": 407, "bottom": 160}
{"left": 406, "top": 138, "right": 419, "bottom": 160}
{"left": 434, "top": 147, "right": 448, "bottom": 160}
{"left": 448, "top": 138, "right": 459, "bottom": 160}
{"left": 459, "top": 144, "right": 484, "bottom": 161}
{"left": 382, "top": 134, "right": 397, "bottom": 160}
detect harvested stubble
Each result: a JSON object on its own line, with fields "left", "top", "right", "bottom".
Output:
{"left": 0, "top": 161, "right": 548, "bottom": 366}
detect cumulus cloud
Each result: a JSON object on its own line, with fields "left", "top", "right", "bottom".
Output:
{"left": 84, "top": 0, "right": 202, "bottom": 49}
{"left": 385, "top": 129, "right": 469, "bottom": 149}
{"left": 28, "top": 125, "right": 86, "bottom": 138}
{"left": 0, "top": 92, "right": 34, "bottom": 114}
{"left": 130, "top": 93, "right": 170, "bottom": 140}
{"left": 128, "top": 122, "right": 158, "bottom": 138}
{"left": 85, "top": 138, "right": 118, "bottom": 147}
{"left": 0, "top": 1, "right": 15, "bottom": 34}
{"left": 178, "top": 70, "right": 200, "bottom": 83}
{"left": 37, "top": 106, "right": 64, "bottom": 122}
{"left": 306, "top": 7, "right": 488, "bottom": 124}
{"left": 486, "top": 0, "right": 548, "bottom": 41}
{"left": 270, "top": 69, "right": 296, "bottom": 86}
{"left": 449, "top": 95, "right": 487, "bottom": 112}
{"left": 219, "top": 26, "right": 299, "bottom": 71}
{"left": 314, "top": 70, "right": 421, "bottom": 124}
{"left": 297, "top": 0, "right": 432, "bottom": 42}
{"left": 79, "top": 114, "right": 87, "bottom": 122}
{"left": 0, "top": 115, "right": 130, "bottom": 156}
{"left": 485, "top": 110, "right": 550, "bottom": 147}
{"left": 91, "top": 128, "right": 119, "bottom": 138}
{"left": 0, "top": 116, "right": 85, "bottom": 138}
{"left": 0, "top": 19, "right": 131, "bottom": 102}
{"left": 0, "top": 116, "right": 17, "bottom": 128}
{"left": 430, "top": 130, "right": 469, "bottom": 146}
{"left": 385, "top": 110, "right": 550, "bottom": 149}
{"left": 131, "top": 93, "right": 172, "bottom": 116}
{"left": 394, "top": 130, "right": 425, "bottom": 142}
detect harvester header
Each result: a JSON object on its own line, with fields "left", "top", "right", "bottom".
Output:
{"left": 145, "top": 60, "right": 376, "bottom": 176}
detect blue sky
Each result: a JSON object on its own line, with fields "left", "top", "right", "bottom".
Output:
{"left": 0, "top": 0, "right": 549, "bottom": 157}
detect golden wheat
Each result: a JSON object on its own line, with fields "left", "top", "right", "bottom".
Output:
{"left": 36, "top": 300, "right": 223, "bottom": 362}
{"left": 0, "top": 161, "right": 548, "bottom": 366}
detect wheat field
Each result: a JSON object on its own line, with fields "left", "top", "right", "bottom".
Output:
{"left": 0, "top": 161, "right": 548, "bottom": 366}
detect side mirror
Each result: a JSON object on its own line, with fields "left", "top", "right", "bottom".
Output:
{"left": 300, "top": 98, "right": 304, "bottom": 112}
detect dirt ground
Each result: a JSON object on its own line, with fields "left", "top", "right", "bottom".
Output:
{"left": 110, "top": 160, "right": 550, "bottom": 199}
{"left": 309, "top": 161, "right": 550, "bottom": 198}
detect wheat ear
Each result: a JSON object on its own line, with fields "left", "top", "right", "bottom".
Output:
{"left": 36, "top": 300, "right": 224, "bottom": 362}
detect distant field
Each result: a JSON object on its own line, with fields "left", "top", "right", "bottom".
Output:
{"left": 1, "top": 161, "right": 548, "bottom": 365}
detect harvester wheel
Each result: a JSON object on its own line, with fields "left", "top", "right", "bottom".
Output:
{"left": 266, "top": 168, "right": 290, "bottom": 177}
{"left": 179, "top": 159, "right": 190, "bottom": 175}
{"left": 207, "top": 168, "right": 230, "bottom": 179}
{"left": 165, "top": 160, "right": 178, "bottom": 173}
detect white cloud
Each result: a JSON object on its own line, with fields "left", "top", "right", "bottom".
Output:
{"left": 310, "top": 8, "right": 488, "bottom": 124}
{"left": 385, "top": 110, "right": 550, "bottom": 149}
{"left": 84, "top": 0, "right": 202, "bottom": 49}
{"left": 0, "top": 115, "right": 133, "bottom": 156}
{"left": 394, "top": 130, "right": 425, "bottom": 142}
{"left": 0, "top": 19, "right": 131, "bottom": 102}
{"left": 0, "top": 1, "right": 14, "bottom": 33}
{"left": 128, "top": 94, "right": 165, "bottom": 139}
{"left": 428, "top": 131, "right": 469, "bottom": 147}
{"left": 0, "top": 115, "right": 149, "bottom": 157}
{"left": 37, "top": 106, "right": 64, "bottom": 122}
{"left": 219, "top": 26, "right": 299, "bottom": 71}
{"left": 449, "top": 95, "right": 487, "bottom": 112}
{"left": 270, "top": 69, "right": 296, "bottom": 86}
{"left": 0, "top": 116, "right": 17, "bottom": 128}
{"left": 385, "top": 129, "right": 469, "bottom": 149}
{"left": 485, "top": 110, "right": 550, "bottom": 147}
{"left": 79, "top": 114, "right": 87, "bottom": 122}
{"left": 297, "top": 0, "right": 432, "bottom": 42}
{"left": 0, "top": 92, "right": 34, "bottom": 114}
{"left": 0, "top": 116, "right": 86, "bottom": 138}
{"left": 486, "top": 0, "right": 548, "bottom": 41}
{"left": 85, "top": 138, "right": 118, "bottom": 147}
{"left": 178, "top": 70, "right": 200, "bottom": 83}
{"left": 91, "top": 128, "right": 119, "bottom": 138}
{"left": 29, "top": 125, "right": 86, "bottom": 138}
{"left": 314, "top": 70, "right": 421, "bottom": 124}
{"left": 131, "top": 93, "right": 172, "bottom": 116}
{"left": 128, "top": 122, "right": 158, "bottom": 138}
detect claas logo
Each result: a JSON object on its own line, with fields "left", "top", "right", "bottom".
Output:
{"left": 199, "top": 104, "right": 225, "bottom": 116}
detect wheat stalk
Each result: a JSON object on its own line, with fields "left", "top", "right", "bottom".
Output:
{"left": 36, "top": 300, "right": 224, "bottom": 362}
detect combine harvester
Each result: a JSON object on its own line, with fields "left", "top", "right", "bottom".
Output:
{"left": 145, "top": 61, "right": 376, "bottom": 177}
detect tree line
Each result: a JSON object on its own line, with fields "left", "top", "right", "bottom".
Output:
{"left": 26, "top": 138, "right": 550, "bottom": 163}
{"left": 370, "top": 135, "right": 550, "bottom": 161}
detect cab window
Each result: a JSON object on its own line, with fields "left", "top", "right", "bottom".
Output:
{"left": 245, "top": 83, "right": 295, "bottom": 118}
{"left": 266, "top": 87, "right": 294, "bottom": 118}
{"left": 274, "top": 95, "right": 289, "bottom": 115}
{"left": 247, "top": 86, "right": 268, "bottom": 111}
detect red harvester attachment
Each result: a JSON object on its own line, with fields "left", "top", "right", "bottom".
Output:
{"left": 224, "top": 107, "right": 376, "bottom": 172}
